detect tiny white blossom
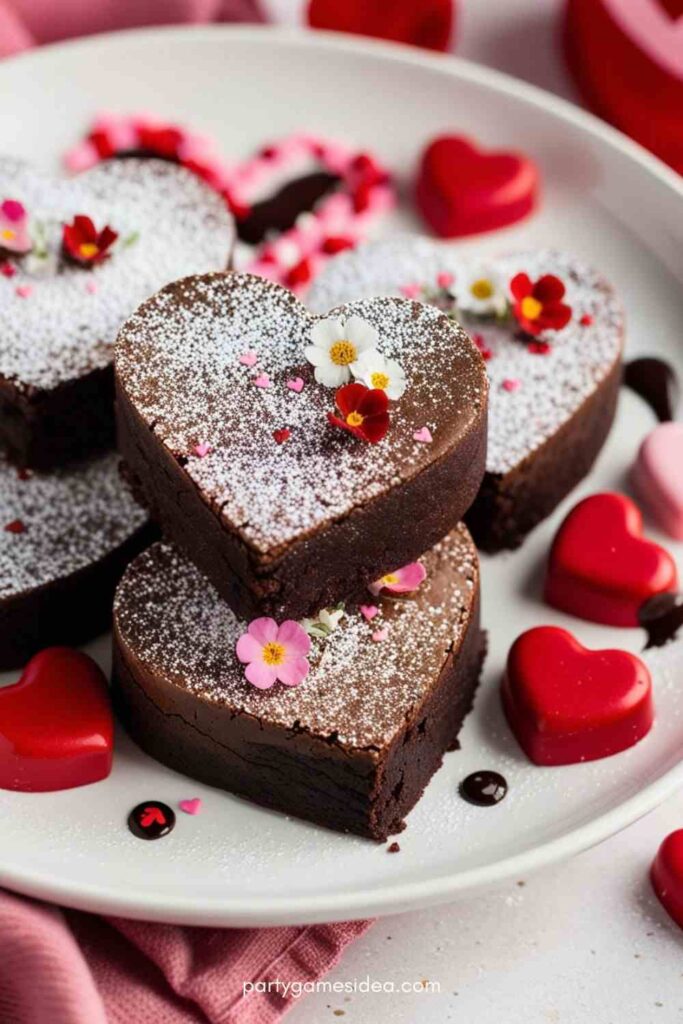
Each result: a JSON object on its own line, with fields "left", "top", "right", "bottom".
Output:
{"left": 457, "top": 265, "right": 508, "bottom": 317}
{"left": 353, "top": 350, "right": 406, "bottom": 400}
{"left": 304, "top": 315, "right": 379, "bottom": 388}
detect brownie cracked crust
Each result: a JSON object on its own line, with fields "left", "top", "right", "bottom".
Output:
{"left": 115, "top": 271, "right": 488, "bottom": 621}
{"left": 309, "top": 240, "right": 625, "bottom": 552}
{"left": 112, "top": 526, "right": 485, "bottom": 841}
{"left": 0, "top": 157, "right": 234, "bottom": 469}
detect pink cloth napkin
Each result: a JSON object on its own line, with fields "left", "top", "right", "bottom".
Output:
{"left": 0, "top": 888, "right": 372, "bottom": 1023}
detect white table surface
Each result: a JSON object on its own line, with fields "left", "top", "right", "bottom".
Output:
{"left": 286, "top": 1, "right": 683, "bottom": 1021}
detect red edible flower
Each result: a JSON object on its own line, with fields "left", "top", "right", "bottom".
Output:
{"left": 510, "top": 273, "right": 572, "bottom": 336}
{"left": 322, "top": 236, "right": 355, "bottom": 255}
{"left": 62, "top": 216, "right": 118, "bottom": 267}
{"left": 328, "top": 382, "right": 390, "bottom": 444}
{"left": 286, "top": 257, "right": 313, "bottom": 289}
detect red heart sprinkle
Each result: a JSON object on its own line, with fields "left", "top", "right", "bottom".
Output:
{"left": 4, "top": 519, "right": 25, "bottom": 534}
{"left": 273, "top": 428, "right": 291, "bottom": 444}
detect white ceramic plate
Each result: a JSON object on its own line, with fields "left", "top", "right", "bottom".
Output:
{"left": 0, "top": 26, "right": 682, "bottom": 927}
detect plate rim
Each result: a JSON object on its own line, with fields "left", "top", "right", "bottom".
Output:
{"left": 1, "top": 23, "right": 682, "bottom": 926}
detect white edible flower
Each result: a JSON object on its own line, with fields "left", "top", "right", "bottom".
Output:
{"left": 301, "top": 605, "right": 346, "bottom": 639}
{"left": 352, "top": 350, "right": 406, "bottom": 400}
{"left": 305, "top": 315, "right": 379, "bottom": 387}
{"left": 457, "top": 264, "right": 508, "bottom": 317}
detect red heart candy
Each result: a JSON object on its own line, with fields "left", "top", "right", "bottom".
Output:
{"left": 0, "top": 647, "right": 113, "bottom": 792}
{"left": 545, "top": 493, "right": 678, "bottom": 627}
{"left": 652, "top": 830, "right": 683, "bottom": 929}
{"left": 308, "top": 0, "right": 455, "bottom": 52}
{"left": 565, "top": 0, "right": 683, "bottom": 173}
{"left": 502, "top": 626, "right": 653, "bottom": 766}
{"left": 415, "top": 135, "right": 539, "bottom": 238}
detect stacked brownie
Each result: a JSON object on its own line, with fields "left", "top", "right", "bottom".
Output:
{"left": 0, "top": 157, "right": 234, "bottom": 666}
{"left": 112, "top": 270, "right": 490, "bottom": 840}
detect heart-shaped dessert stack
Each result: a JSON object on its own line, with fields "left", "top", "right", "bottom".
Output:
{"left": 0, "top": 157, "right": 234, "bottom": 469}
{"left": 113, "top": 526, "right": 484, "bottom": 840}
{"left": 115, "top": 271, "right": 488, "bottom": 620}
{"left": 308, "top": 237, "right": 624, "bottom": 551}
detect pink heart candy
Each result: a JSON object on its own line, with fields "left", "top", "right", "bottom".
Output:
{"left": 15, "top": 285, "right": 32, "bottom": 299}
{"left": 254, "top": 373, "right": 271, "bottom": 389}
{"left": 360, "top": 604, "right": 379, "bottom": 621}
{"left": 632, "top": 422, "right": 683, "bottom": 540}
{"left": 179, "top": 798, "right": 202, "bottom": 815}
{"left": 502, "top": 378, "right": 521, "bottom": 392}
{"left": 372, "top": 628, "right": 389, "bottom": 643}
{"left": 194, "top": 443, "right": 212, "bottom": 458}
{"left": 239, "top": 351, "right": 257, "bottom": 367}
{"left": 413, "top": 427, "right": 432, "bottom": 444}
{"left": 287, "top": 377, "right": 305, "bottom": 393}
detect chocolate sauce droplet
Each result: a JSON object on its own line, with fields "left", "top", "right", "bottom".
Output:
{"left": 623, "top": 358, "right": 680, "bottom": 422}
{"left": 128, "top": 801, "right": 176, "bottom": 840}
{"left": 459, "top": 770, "right": 508, "bottom": 807}
{"left": 638, "top": 592, "right": 683, "bottom": 649}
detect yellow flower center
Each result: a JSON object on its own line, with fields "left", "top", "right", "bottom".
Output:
{"left": 381, "top": 573, "right": 399, "bottom": 586}
{"left": 370, "top": 371, "right": 390, "bottom": 390}
{"left": 520, "top": 296, "right": 543, "bottom": 320}
{"left": 329, "top": 340, "right": 357, "bottom": 366}
{"left": 470, "top": 278, "right": 494, "bottom": 300}
{"left": 262, "top": 641, "right": 286, "bottom": 666}
{"left": 346, "top": 411, "right": 364, "bottom": 427}
{"left": 79, "top": 242, "right": 99, "bottom": 259}
{"left": 1, "top": 228, "right": 15, "bottom": 241}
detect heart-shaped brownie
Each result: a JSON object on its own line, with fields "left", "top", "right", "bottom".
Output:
{"left": 0, "top": 157, "right": 234, "bottom": 468}
{"left": 0, "top": 647, "right": 113, "bottom": 792}
{"left": 415, "top": 135, "right": 539, "bottom": 237}
{"left": 112, "top": 525, "right": 484, "bottom": 839}
{"left": 502, "top": 625, "right": 653, "bottom": 765}
{"left": 308, "top": 238, "right": 624, "bottom": 551}
{"left": 0, "top": 451, "right": 151, "bottom": 669}
{"left": 545, "top": 493, "right": 678, "bottom": 626}
{"left": 115, "top": 271, "right": 488, "bottom": 620}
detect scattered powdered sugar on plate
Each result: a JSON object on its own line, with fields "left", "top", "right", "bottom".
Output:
{"left": 114, "top": 524, "right": 479, "bottom": 750}
{"left": 308, "top": 237, "right": 624, "bottom": 475}
{"left": 116, "top": 271, "right": 487, "bottom": 554}
{"left": 0, "top": 452, "right": 148, "bottom": 597}
{"left": 0, "top": 157, "right": 233, "bottom": 391}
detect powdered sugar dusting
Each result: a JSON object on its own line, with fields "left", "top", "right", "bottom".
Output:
{"left": 116, "top": 272, "right": 486, "bottom": 554}
{"left": 114, "top": 525, "right": 479, "bottom": 749}
{"left": 308, "top": 238, "right": 624, "bottom": 475}
{"left": 0, "top": 452, "right": 147, "bottom": 597}
{"left": 0, "top": 157, "right": 233, "bottom": 391}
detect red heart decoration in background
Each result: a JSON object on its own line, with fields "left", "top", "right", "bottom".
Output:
{"left": 565, "top": 0, "right": 683, "bottom": 173}
{"left": 308, "top": 0, "right": 455, "bottom": 52}
{"left": 652, "top": 830, "right": 683, "bottom": 930}
{"left": 545, "top": 493, "right": 678, "bottom": 627}
{"left": 502, "top": 626, "right": 653, "bottom": 766}
{"left": 414, "top": 135, "right": 539, "bottom": 238}
{"left": 0, "top": 648, "right": 113, "bottom": 792}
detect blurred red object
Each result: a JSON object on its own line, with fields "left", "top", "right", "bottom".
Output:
{"left": 565, "top": 0, "right": 683, "bottom": 174}
{"left": 307, "top": 0, "right": 455, "bottom": 52}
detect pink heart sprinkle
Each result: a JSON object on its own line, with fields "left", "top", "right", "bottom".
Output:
{"left": 372, "top": 629, "right": 388, "bottom": 643}
{"left": 287, "top": 377, "right": 305, "bottom": 393}
{"left": 15, "top": 285, "right": 32, "bottom": 299}
{"left": 502, "top": 378, "right": 521, "bottom": 392}
{"left": 239, "top": 351, "right": 257, "bottom": 367}
{"left": 179, "top": 798, "right": 202, "bottom": 816}
{"left": 86, "top": 280, "right": 98, "bottom": 295}
{"left": 413, "top": 427, "right": 432, "bottom": 444}
{"left": 194, "top": 443, "right": 212, "bottom": 458}
{"left": 360, "top": 604, "right": 379, "bottom": 621}
{"left": 254, "top": 373, "right": 271, "bottom": 389}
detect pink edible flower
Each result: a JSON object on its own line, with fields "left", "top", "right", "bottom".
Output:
{"left": 369, "top": 561, "right": 427, "bottom": 597}
{"left": 236, "top": 617, "right": 311, "bottom": 690}
{"left": 0, "top": 200, "right": 31, "bottom": 254}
